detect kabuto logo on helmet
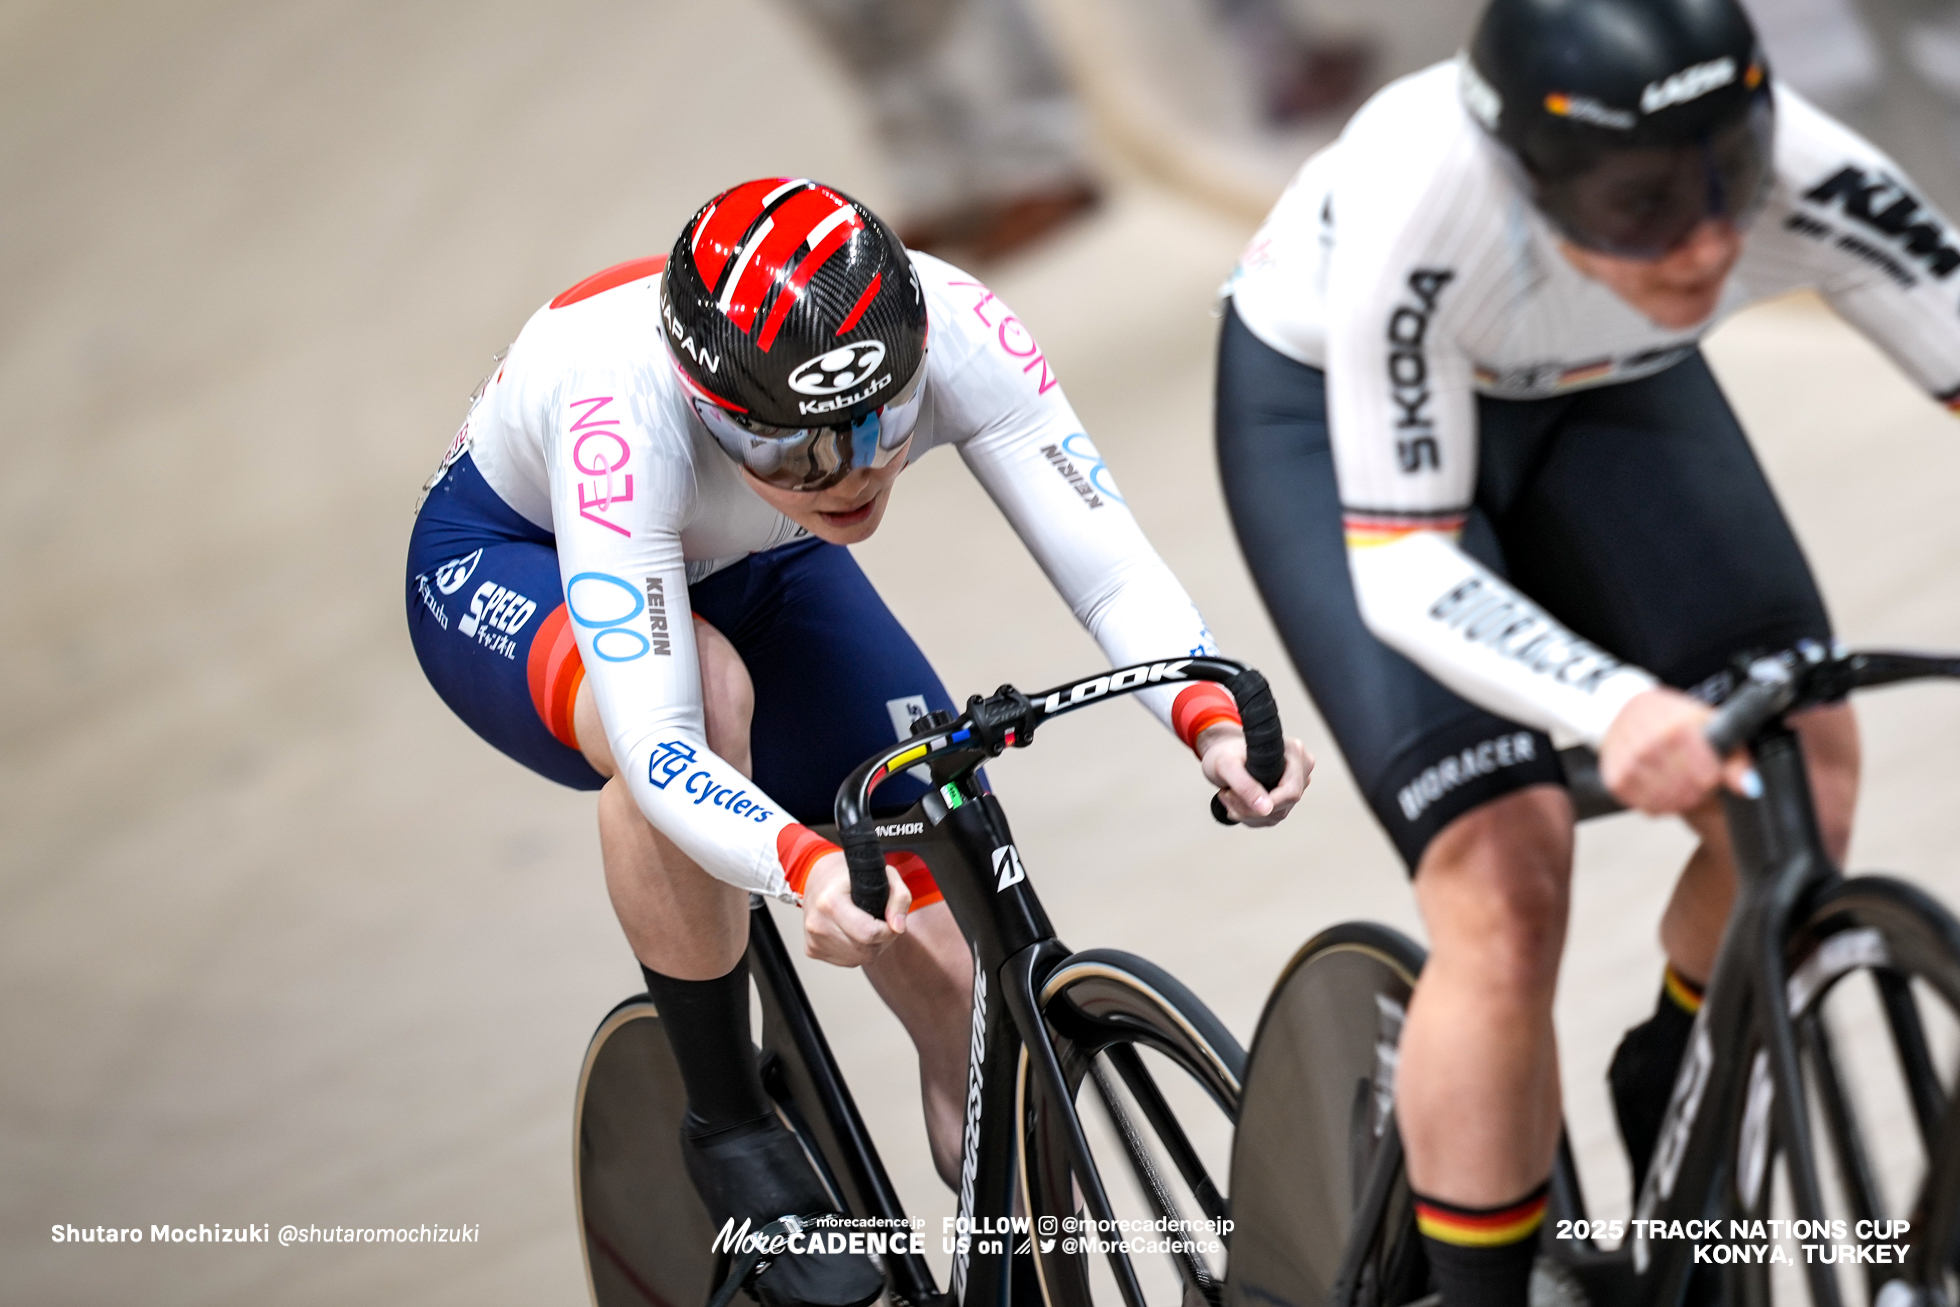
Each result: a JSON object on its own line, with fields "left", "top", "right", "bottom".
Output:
{"left": 788, "top": 341, "right": 889, "bottom": 396}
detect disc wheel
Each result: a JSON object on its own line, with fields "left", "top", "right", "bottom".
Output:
{"left": 1224, "top": 921, "right": 1428, "bottom": 1307}
{"left": 572, "top": 997, "right": 720, "bottom": 1307}
{"left": 1019, "top": 948, "right": 1247, "bottom": 1307}
{"left": 1745, "top": 877, "right": 1960, "bottom": 1307}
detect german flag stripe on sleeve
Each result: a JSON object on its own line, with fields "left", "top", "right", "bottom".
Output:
{"left": 1343, "top": 507, "right": 1469, "bottom": 549}
{"left": 1939, "top": 383, "right": 1960, "bottom": 414}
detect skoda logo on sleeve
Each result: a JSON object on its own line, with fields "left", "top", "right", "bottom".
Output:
{"left": 788, "top": 341, "right": 887, "bottom": 396}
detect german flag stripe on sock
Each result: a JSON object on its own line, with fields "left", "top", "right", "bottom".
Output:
{"left": 1414, "top": 1185, "right": 1548, "bottom": 1247}
{"left": 1663, "top": 962, "right": 1705, "bottom": 1015}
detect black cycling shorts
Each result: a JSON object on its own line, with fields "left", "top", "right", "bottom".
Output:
{"left": 1215, "top": 303, "right": 1832, "bottom": 870}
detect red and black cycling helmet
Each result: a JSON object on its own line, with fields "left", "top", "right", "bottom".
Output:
{"left": 661, "top": 178, "right": 929, "bottom": 491}
{"left": 1464, "top": 0, "right": 1775, "bottom": 259}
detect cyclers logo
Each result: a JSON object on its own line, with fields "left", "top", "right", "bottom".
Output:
{"left": 789, "top": 341, "right": 887, "bottom": 395}
{"left": 951, "top": 952, "right": 988, "bottom": 1299}
{"left": 1802, "top": 166, "right": 1960, "bottom": 279}
{"left": 646, "top": 740, "right": 775, "bottom": 822}
{"left": 992, "top": 845, "right": 1026, "bottom": 892}
{"left": 1387, "top": 269, "right": 1454, "bottom": 473}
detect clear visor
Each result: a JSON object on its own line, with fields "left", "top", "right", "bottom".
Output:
{"left": 684, "top": 361, "right": 926, "bottom": 492}
{"left": 1534, "top": 93, "right": 1775, "bottom": 259}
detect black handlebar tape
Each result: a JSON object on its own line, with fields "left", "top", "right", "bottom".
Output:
{"left": 1705, "top": 679, "right": 1790, "bottom": 756}
{"left": 842, "top": 827, "right": 889, "bottom": 918}
{"left": 1230, "top": 668, "right": 1285, "bottom": 789}
{"left": 1209, "top": 668, "right": 1286, "bottom": 826}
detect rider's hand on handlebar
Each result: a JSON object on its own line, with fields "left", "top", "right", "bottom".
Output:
{"left": 1198, "top": 723, "right": 1314, "bottom": 827}
{"left": 1600, "top": 687, "right": 1756, "bottom": 814}
{"left": 801, "top": 851, "right": 912, "bottom": 968}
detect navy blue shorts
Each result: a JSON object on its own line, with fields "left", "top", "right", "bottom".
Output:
{"left": 406, "top": 453, "right": 959, "bottom": 823}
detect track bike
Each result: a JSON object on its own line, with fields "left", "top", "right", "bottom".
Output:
{"left": 1225, "top": 643, "right": 1960, "bottom": 1307}
{"left": 574, "top": 656, "right": 1286, "bottom": 1307}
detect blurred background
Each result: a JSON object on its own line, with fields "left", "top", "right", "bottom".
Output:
{"left": 5, "top": 0, "right": 1960, "bottom": 1303}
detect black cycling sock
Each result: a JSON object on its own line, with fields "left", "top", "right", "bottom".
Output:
{"left": 640, "top": 959, "right": 773, "bottom": 1138}
{"left": 1608, "top": 963, "right": 1703, "bottom": 1195}
{"left": 1414, "top": 1182, "right": 1547, "bottom": 1307}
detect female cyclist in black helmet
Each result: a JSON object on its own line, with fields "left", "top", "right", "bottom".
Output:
{"left": 1215, "top": 1, "right": 1960, "bottom": 1305}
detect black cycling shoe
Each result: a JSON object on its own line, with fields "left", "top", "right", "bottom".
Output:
{"left": 683, "top": 1114, "right": 883, "bottom": 1307}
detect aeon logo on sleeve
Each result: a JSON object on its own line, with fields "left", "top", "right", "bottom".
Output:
{"left": 568, "top": 396, "right": 635, "bottom": 538}
{"left": 789, "top": 341, "right": 888, "bottom": 395}
{"left": 949, "top": 279, "right": 1058, "bottom": 394}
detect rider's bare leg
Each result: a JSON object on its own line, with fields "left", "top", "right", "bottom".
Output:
{"left": 1659, "top": 702, "right": 1861, "bottom": 983}
{"left": 865, "top": 902, "right": 974, "bottom": 1188}
{"left": 576, "top": 616, "right": 969, "bottom": 1172}
{"left": 1398, "top": 786, "right": 1574, "bottom": 1307}
{"left": 1398, "top": 784, "right": 1576, "bottom": 1205}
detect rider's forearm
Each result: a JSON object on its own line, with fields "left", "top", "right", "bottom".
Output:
{"left": 613, "top": 718, "right": 814, "bottom": 900}
{"left": 1349, "top": 531, "right": 1656, "bottom": 748}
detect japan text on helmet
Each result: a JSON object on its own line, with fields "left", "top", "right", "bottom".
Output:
{"left": 1462, "top": 0, "right": 1775, "bottom": 258}
{"left": 661, "top": 178, "right": 929, "bottom": 491}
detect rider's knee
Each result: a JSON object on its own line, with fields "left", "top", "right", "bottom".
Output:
{"left": 1415, "top": 785, "right": 1575, "bottom": 993}
{"left": 596, "top": 774, "right": 645, "bottom": 841}
{"left": 571, "top": 618, "right": 754, "bottom": 780}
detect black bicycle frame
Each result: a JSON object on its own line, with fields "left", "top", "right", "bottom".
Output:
{"left": 1546, "top": 650, "right": 1960, "bottom": 1307}
{"left": 736, "top": 657, "right": 1278, "bottom": 1307}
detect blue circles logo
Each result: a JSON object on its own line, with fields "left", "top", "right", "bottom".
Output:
{"left": 566, "top": 572, "right": 650, "bottom": 662}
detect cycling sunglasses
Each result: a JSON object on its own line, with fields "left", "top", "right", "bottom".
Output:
{"left": 685, "top": 361, "right": 926, "bottom": 493}
{"left": 1533, "top": 94, "right": 1775, "bottom": 260}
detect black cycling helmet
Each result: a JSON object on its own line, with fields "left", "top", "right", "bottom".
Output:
{"left": 662, "top": 178, "right": 929, "bottom": 491}
{"left": 1464, "top": 0, "right": 1775, "bottom": 258}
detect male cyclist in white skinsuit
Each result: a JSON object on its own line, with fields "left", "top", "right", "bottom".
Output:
{"left": 1214, "top": 1, "right": 1960, "bottom": 1305}
{"left": 407, "top": 178, "right": 1312, "bottom": 1307}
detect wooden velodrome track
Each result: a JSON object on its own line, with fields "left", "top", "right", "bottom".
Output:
{"left": 5, "top": 1, "right": 1959, "bottom": 1302}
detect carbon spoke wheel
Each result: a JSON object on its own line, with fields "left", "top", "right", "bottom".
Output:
{"left": 1756, "top": 878, "right": 1960, "bottom": 1307}
{"left": 1020, "top": 949, "right": 1246, "bottom": 1307}
{"left": 1224, "top": 922, "right": 1428, "bottom": 1307}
